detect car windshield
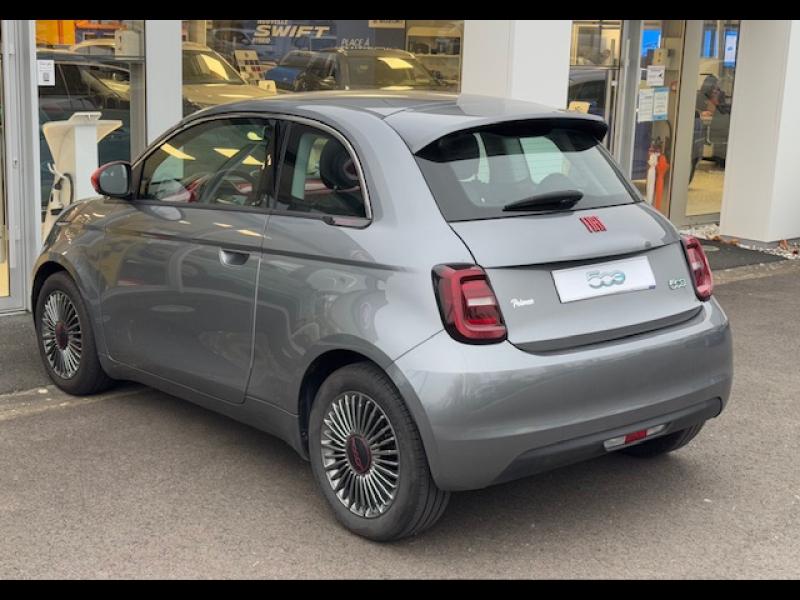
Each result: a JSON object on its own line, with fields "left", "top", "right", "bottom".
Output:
{"left": 279, "top": 52, "right": 315, "bottom": 68}
{"left": 346, "top": 55, "right": 436, "bottom": 88}
{"left": 415, "top": 123, "right": 638, "bottom": 222}
{"left": 183, "top": 50, "right": 245, "bottom": 85}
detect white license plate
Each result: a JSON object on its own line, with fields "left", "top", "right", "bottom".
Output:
{"left": 552, "top": 256, "right": 656, "bottom": 303}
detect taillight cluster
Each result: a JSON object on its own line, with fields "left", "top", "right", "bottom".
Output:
{"left": 681, "top": 235, "right": 714, "bottom": 301}
{"left": 432, "top": 265, "right": 507, "bottom": 343}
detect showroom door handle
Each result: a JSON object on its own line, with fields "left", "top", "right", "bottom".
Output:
{"left": 219, "top": 248, "right": 250, "bottom": 267}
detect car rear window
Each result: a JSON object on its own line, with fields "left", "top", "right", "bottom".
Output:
{"left": 414, "top": 122, "right": 638, "bottom": 222}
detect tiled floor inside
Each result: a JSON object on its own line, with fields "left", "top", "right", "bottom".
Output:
{"left": 632, "top": 158, "right": 725, "bottom": 218}
{"left": 686, "top": 160, "right": 725, "bottom": 216}
{"left": 0, "top": 259, "right": 8, "bottom": 298}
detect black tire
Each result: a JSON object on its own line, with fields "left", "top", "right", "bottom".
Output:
{"left": 620, "top": 422, "right": 705, "bottom": 458}
{"left": 34, "top": 271, "right": 114, "bottom": 396}
{"left": 308, "top": 362, "right": 450, "bottom": 542}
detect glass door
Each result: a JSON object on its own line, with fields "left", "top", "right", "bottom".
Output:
{"left": 630, "top": 20, "right": 686, "bottom": 217}
{"left": 0, "top": 21, "right": 11, "bottom": 305}
{"left": 683, "top": 20, "right": 740, "bottom": 218}
{"left": 0, "top": 20, "right": 27, "bottom": 314}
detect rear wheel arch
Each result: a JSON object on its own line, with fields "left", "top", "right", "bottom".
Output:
{"left": 295, "top": 346, "right": 443, "bottom": 489}
{"left": 297, "top": 349, "right": 380, "bottom": 455}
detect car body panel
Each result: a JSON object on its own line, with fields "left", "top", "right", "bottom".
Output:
{"left": 390, "top": 298, "right": 732, "bottom": 491}
{"left": 33, "top": 92, "right": 733, "bottom": 492}
{"left": 95, "top": 200, "right": 268, "bottom": 404}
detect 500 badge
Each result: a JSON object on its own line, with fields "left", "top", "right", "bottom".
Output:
{"left": 586, "top": 270, "right": 626, "bottom": 289}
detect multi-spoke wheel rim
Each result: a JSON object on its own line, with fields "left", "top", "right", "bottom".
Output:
{"left": 40, "top": 291, "right": 83, "bottom": 379}
{"left": 320, "top": 392, "right": 400, "bottom": 518}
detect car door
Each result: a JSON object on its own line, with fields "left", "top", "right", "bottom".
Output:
{"left": 98, "top": 116, "right": 277, "bottom": 404}
{"left": 246, "top": 119, "right": 378, "bottom": 412}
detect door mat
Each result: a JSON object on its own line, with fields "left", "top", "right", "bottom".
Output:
{"left": 700, "top": 239, "right": 786, "bottom": 271}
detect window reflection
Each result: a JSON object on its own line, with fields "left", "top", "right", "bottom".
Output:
{"left": 181, "top": 20, "right": 463, "bottom": 110}
{"left": 686, "top": 20, "right": 740, "bottom": 217}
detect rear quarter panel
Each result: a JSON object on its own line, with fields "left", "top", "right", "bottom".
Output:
{"left": 247, "top": 110, "right": 476, "bottom": 417}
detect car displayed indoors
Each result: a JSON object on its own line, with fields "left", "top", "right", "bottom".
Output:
{"left": 69, "top": 40, "right": 277, "bottom": 113}
{"left": 265, "top": 48, "right": 451, "bottom": 93}
{"left": 32, "top": 92, "right": 733, "bottom": 541}
{"left": 208, "top": 27, "right": 278, "bottom": 65}
{"left": 262, "top": 50, "right": 318, "bottom": 91}
{"left": 38, "top": 43, "right": 276, "bottom": 210}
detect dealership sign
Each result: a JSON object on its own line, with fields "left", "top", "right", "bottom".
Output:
{"left": 253, "top": 21, "right": 332, "bottom": 42}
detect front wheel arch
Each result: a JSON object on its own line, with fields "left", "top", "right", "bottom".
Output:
{"left": 31, "top": 261, "right": 69, "bottom": 316}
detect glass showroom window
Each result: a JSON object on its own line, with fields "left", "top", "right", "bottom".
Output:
{"left": 35, "top": 20, "right": 145, "bottom": 223}
{"left": 180, "top": 20, "right": 463, "bottom": 115}
{"left": 567, "top": 20, "right": 623, "bottom": 150}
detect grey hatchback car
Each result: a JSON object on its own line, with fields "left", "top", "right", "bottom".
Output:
{"left": 32, "top": 91, "right": 733, "bottom": 541}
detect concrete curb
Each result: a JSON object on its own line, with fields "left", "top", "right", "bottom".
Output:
{"left": 713, "top": 259, "right": 800, "bottom": 285}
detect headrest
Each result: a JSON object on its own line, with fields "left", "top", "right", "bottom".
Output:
{"left": 319, "top": 139, "right": 360, "bottom": 191}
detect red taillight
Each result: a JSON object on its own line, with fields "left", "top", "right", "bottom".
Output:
{"left": 432, "top": 265, "right": 507, "bottom": 343}
{"left": 681, "top": 235, "right": 714, "bottom": 301}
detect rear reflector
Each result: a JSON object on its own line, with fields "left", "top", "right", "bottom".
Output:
{"left": 604, "top": 424, "right": 666, "bottom": 450}
{"left": 681, "top": 235, "right": 714, "bottom": 301}
{"left": 433, "top": 264, "right": 507, "bottom": 343}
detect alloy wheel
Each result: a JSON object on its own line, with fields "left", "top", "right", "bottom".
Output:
{"left": 40, "top": 290, "right": 83, "bottom": 379}
{"left": 320, "top": 392, "right": 400, "bottom": 518}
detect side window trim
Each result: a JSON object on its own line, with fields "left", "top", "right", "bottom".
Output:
{"left": 131, "top": 112, "right": 372, "bottom": 225}
{"left": 269, "top": 119, "right": 292, "bottom": 211}
{"left": 271, "top": 118, "right": 372, "bottom": 227}
{"left": 134, "top": 116, "right": 276, "bottom": 209}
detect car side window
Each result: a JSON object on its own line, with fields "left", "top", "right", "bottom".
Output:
{"left": 308, "top": 56, "right": 333, "bottom": 79}
{"left": 138, "top": 118, "right": 275, "bottom": 207}
{"left": 275, "top": 122, "right": 366, "bottom": 219}
{"left": 60, "top": 64, "right": 90, "bottom": 98}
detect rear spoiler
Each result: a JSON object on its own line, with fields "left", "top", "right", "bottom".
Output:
{"left": 413, "top": 116, "right": 609, "bottom": 155}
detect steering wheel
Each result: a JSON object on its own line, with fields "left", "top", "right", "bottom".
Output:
{"left": 199, "top": 168, "right": 261, "bottom": 206}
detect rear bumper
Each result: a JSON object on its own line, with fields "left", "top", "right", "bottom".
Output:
{"left": 494, "top": 396, "right": 721, "bottom": 485}
{"left": 388, "top": 298, "right": 733, "bottom": 492}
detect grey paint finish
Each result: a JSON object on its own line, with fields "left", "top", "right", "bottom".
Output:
{"left": 486, "top": 243, "right": 701, "bottom": 351}
{"left": 32, "top": 92, "right": 733, "bottom": 493}
{"left": 449, "top": 202, "right": 678, "bottom": 268}
{"left": 391, "top": 300, "right": 732, "bottom": 491}
{"left": 193, "top": 91, "right": 608, "bottom": 153}
{"left": 97, "top": 200, "right": 268, "bottom": 404}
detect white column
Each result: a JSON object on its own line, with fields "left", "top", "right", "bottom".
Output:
{"left": 461, "top": 20, "right": 572, "bottom": 108}
{"left": 720, "top": 20, "right": 800, "bottom": 242}
{"left": 144, "top": 20, "right": 183, "bottom": 144}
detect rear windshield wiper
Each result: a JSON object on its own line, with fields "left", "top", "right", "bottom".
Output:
{"left": 502, "top": 190, "right": 584, "bottom": 212}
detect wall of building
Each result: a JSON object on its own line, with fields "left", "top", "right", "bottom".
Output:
{"left": 720, "top": 20, "right": 800, "bottom": 242}
{"left": 462, "top": 20, "right": 572, "bottom": 107}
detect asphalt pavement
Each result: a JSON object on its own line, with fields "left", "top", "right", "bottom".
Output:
{"left": 1, "top": 264, "right": 798, "bottom": 578}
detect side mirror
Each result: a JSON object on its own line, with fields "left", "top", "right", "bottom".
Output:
{"left": 90, "top": 161, "right": 132, "bottom": 198}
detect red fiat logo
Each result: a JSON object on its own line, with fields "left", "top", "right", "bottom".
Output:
{"left": 347, "top": 435, "right": 372, "bottom": 475}
{"left": 580, "top": 216, "right": 606, "bottom": 233}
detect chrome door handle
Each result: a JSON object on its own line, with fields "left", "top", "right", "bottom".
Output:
{"left": 219, "top": 248, "right": 250, "bottom": 267}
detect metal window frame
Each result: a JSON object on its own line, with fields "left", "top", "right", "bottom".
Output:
{"left": 0, "top": 20, "right": 40, "bottom": 314}
{"left": 131, "top": 111, "right": 374, "bottom": 225}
